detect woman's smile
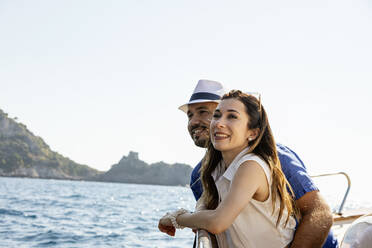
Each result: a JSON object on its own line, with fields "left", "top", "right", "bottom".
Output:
{"left": 213, "top": 131, "right": 230, "bottom": 141}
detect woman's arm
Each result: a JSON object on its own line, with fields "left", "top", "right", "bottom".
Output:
{"left": 176, "top": 161, "right": 268, "bottom": 234}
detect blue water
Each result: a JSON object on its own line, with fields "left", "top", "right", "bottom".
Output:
{"left": 0, "top": 177, "right": 195, "bottom": 248}
{"left": 1, "top": 176, "right": 371, "bottom": 248}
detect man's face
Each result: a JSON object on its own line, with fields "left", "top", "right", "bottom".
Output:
{"left": 187, "top": 102, "right": 218, "bottom": 148}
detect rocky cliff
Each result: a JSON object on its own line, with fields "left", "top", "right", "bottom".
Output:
{"left": 0, "top": 108, "right": 193, "bottom": 186}
{"left": 98, "top": 151, "right": 193, "bottom": 186}
{"left": 0, "top": 109, "right": 100, "bottom": 179}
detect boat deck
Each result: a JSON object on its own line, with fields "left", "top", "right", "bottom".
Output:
{"left": 333, "top": 208, "right": 372, "bottom": 225}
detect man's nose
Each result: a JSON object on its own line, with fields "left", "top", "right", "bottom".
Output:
{"left": 189, "top": 116, "right": 201, "bottom": 126}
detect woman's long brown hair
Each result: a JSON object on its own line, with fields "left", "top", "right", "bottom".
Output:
{"left": 200, "top": 90, "right": 298, "bottom": 227}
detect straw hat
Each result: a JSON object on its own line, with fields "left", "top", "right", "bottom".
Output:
{"left": 178, "top": 79, "right": 225, "bottom": 113}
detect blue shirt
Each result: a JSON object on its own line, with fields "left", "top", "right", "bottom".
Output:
{"left": 189, "top": 143, "right": 338, "bottom": 248}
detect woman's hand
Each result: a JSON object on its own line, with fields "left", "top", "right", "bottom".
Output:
{"left": 158, "top": 215, "right": 176, "bottom": 236}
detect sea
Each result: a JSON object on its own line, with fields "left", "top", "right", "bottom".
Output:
{"left": 1, "top": 176, "right": 372, "bottom": 248}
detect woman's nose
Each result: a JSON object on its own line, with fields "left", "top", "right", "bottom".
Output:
{"left": 214, "top": 118, "right": 225, "bottom": 128}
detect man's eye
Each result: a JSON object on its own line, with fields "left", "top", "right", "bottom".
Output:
{"left": 199, "top": 110, "right": 208, "bottom": 115}
{"left": 187, "top": 114, "right": 193, "bottom": 119}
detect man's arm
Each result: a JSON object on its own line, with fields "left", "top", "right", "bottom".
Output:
{"left": 276, "top": 144, "right": 336, "bottom": 247}
{"left": 290, "top": 191, "right": 334, "bottom": 248}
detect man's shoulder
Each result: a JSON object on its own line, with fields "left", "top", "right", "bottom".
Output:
{"left": 275, "top": 143, "right": 318, "bottom": 200}
{"left": 192, "top": 161, "right": 202, "bottom": 172}
{"left": 276, "top": 143, "right": 307, "bottom": 170}
{"left": 190, "top": 160, "right": 203, "bottom": 201}
{"left": 191, "top": 161, "right": 202, "bottom": 180}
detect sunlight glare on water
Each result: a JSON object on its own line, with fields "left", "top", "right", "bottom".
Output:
{"left": 1, "top": 177, "right": 371, "bottom": 248}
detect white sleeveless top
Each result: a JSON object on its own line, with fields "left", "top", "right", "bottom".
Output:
{"left": 212, "top": 147, "right": 296, "bottom": 248}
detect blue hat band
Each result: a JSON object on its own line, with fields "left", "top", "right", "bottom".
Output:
{"left": 189, "top": 92, "right": 221, "bottom": 102}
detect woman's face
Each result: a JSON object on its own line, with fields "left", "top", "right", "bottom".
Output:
{"left": 210, "top": 98, "right": 255, "bottom": 155}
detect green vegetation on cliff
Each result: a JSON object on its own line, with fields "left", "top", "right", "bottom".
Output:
{"left": 99, "top": 151, "right": 193, "bottom": 186}
{"left": 0, "top": 108, "right": 193, "bottom": 186}
{"left": 0, "top": 109, "right": 99, "bottom": 179}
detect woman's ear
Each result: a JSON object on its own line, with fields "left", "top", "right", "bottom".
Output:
{"left": 247, "top": 128, "right": 260, "bottom": 141}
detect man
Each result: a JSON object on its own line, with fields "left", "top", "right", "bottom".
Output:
{"left": 163, "top": 79, "right": 337, "bottom": 247}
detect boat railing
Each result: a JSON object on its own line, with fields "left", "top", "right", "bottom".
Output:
{"left": 311, "top": 171, "right": 351, "bottom": 214}
{"left": 195, "top": 229, "right": 218, "bottom": 248}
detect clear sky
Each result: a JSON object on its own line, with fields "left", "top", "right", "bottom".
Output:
{"left": 1, "top": 0, "right": 371, "bottom": 194}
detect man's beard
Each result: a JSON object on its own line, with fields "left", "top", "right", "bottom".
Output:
{"left": 190, "top": 124, "right": 209, "bottom": 148}
{"left": 194, "top": 136, "right": 208, "bottom": 148}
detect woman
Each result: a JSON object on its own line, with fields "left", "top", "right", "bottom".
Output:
{"left": 159, "top": 90, "right": 298, "bottom": 247}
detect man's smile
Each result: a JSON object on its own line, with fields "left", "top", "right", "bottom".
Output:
{"left": 191, "top": 126, "right": 209, "bottom": 139}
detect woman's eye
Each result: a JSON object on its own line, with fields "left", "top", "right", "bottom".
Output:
{"left": 228, "top": 114, "right": 237, "bottom": 119}
{"left": 213, "top": 113, "right": 220, "bottom": 118}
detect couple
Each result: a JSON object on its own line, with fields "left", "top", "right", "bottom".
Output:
{"left": 158, "top": 80, "right": 337, "bottom": 248}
